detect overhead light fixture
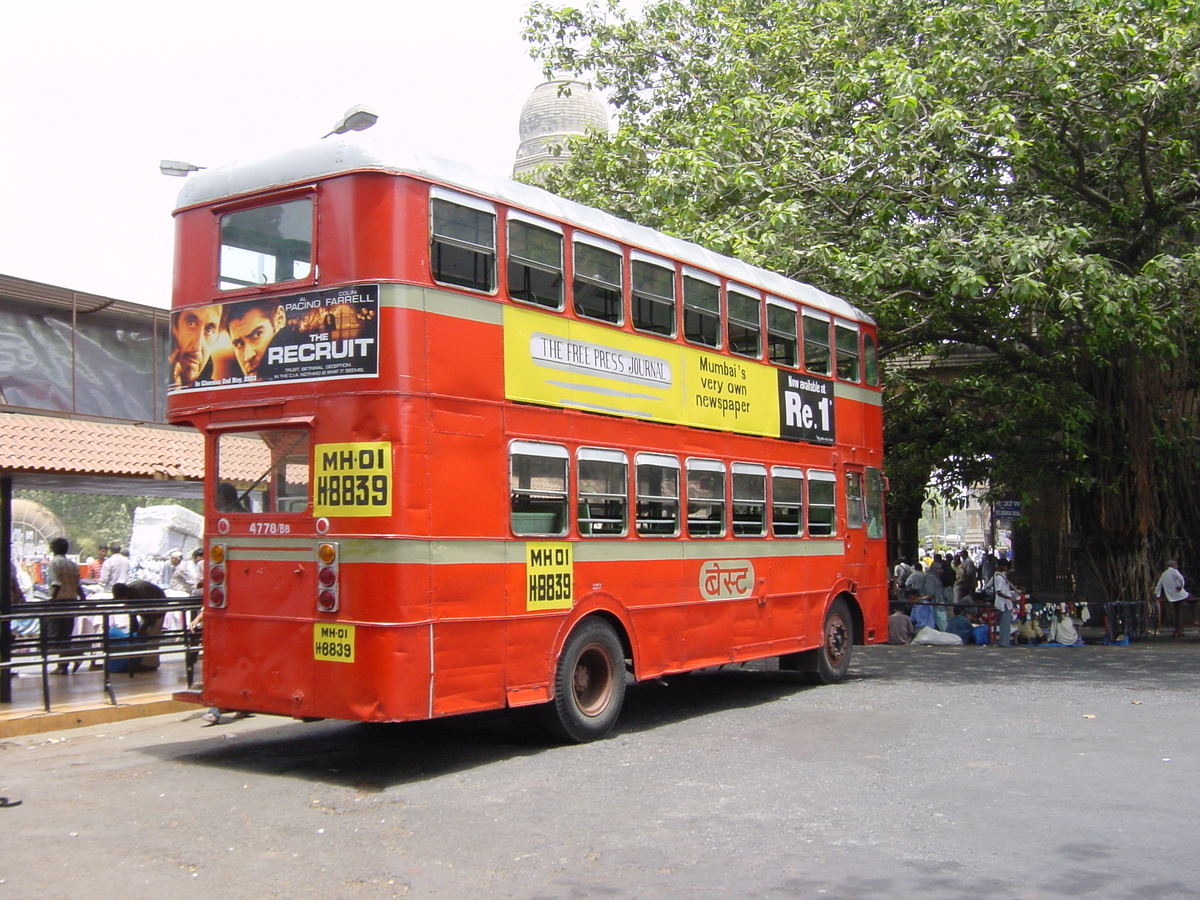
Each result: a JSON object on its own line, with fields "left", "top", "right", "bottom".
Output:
{"left": 323, "top": 104, "right": 379, "bottom": 138}
{"left": 159, "top": 160, "right": 205, "bottom": 178}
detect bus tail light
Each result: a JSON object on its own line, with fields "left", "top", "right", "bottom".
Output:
{"left": 208, "top": 543, "right": 227, "bottom": 607}
{"left": 317, "top": 541, "right": 339, "bottom": 612}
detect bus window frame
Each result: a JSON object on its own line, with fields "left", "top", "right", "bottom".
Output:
{"left": 215, "top": 188, "right": 317, "bottom": 295}
{"left": 682, "top": 266, "right": 722, "bottom": 349}
{"left": 835, "top": 319, "right": 861, "bottom": 383}
{"left": 845, "top": 470, "right": 865, "bottom": 530}
{"left": 213, "top": 424, "right": 313, "bottom": 515}
{"left": 766, "top": 296, "right": 799, "bottom": 368}
{"left": 686, "top": 457, "right": 727, "bottom": 538}
{"left": 770, "top": 466, "right": 804, "bottom": 537}
{"left": 630, "top": 251, "right": 677, "bottom": 338}
{"left": 635, "top": 452, "right": 681, "bottom": 537}
{"left": 577, "top": 447, "right": 629, "bottom": 537}
{"left": 803, "top": 310, "right": 832, "bottom": 377}
{"left": 572, "top": 233, "right": 624, "bottom": 326}
{"left": 727, "top": 284, "right": 762, "bottom": 360}
{"left": 510, "top": 441, "right": 570, "bottom": 537}
{"left": 506, "top": 211, "right": 564, "bottom": 310}
{"left": 430, "top": 186, "right": 497, "bottom": 295}
{"left": 731, "top": 462, "right": 768, "bottom": 537}
{"left": 807, "top": 469, "right": 838, "bottom": 537}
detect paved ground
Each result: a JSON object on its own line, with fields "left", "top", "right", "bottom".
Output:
{"left": 2, "top": 638, "right": 1198, "bottom": 899}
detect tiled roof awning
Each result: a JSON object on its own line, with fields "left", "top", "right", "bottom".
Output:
{"left": 0, "top": 412, "right": 204, "bottom": 497}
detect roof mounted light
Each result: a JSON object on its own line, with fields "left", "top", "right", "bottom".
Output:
{"left": 323, "top": 104, "right": 378, "bottom": 139}
{"left": 159, "top": 159, "right": 205, "bottom": 178}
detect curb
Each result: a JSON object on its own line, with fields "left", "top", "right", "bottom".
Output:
{"left": 0, "top": 696, "right": 197, "bottom": 739}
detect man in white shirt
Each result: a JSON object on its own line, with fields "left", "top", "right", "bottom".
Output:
{"left": 1154, "top": 560, "right": 1190, "bottom": 637}
{"left": 992, "top": 559, "right": 1019, "bottom": 647}
{"left": 98, "top": 543, "right": 131, "bottom": 592}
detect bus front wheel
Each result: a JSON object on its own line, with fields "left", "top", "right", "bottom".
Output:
{"left": 539, "top": 618, "right": 626, "bottom": 743}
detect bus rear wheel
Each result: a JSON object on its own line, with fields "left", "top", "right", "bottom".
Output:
{"left": 539, "top": 618, "right": 626, "bottom": 743}
{"left": 809, "top": 598, "right": 853, "bottom": 685}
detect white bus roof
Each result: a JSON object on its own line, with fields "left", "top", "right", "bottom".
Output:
{"left": 175, "top": 135, "right": 872, "bottom": 325}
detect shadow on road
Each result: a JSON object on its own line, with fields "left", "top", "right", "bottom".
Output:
{"left": 149, "top": 663, "right": 828, "bottom": 791}
{"left": 146, "top": 637, "right": 1200, "bottom": 791}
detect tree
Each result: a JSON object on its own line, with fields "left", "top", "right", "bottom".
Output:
{"left": 524, "top": 0, "right": 1200, "bottom": 602}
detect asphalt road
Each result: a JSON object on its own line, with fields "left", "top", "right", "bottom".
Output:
{"left": 2, "top": 639, "right": 1198, "bottom": 899}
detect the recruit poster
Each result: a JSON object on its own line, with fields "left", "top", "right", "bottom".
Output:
{"left": 168, "top": 284, "right": 379, "bottom": 391}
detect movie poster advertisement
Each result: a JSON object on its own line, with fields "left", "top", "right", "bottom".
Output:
{"left": 168, "top": 285, "right": 379, "bottom": 392}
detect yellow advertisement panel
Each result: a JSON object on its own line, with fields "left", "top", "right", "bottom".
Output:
{"left": 313, "top": 442, "right": 393, "bottom": 516}
{"left": 526, "top": 541, "right": 574, "bottom": 611}
{"left": 503, "top": 306, "right": 836, "bottom": 444}
{"left": 313, "top": 622, "right": 355, "bottom": 662}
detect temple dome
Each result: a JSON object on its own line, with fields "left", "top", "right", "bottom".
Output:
{"left": 513, "top": 74, "right": 609, "bottom": 178}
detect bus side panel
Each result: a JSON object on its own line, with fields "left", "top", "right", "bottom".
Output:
{"left": 315, "top": 173, "right": 406, "bottom": 287}
{"left": 431, "top": 620, "right": 507, "bottom": 716}
{"left": 305, "top": 623, "right": 433, "bottom": 721}
{"left": 203, "top": 616, "right": 314, "bottom": 718}
{"left": 427, "top": 401, "right": 504, "bottom": 538}
{"left": 429, "top": 559, "right": 508, "bottom": 715}
{"left": 344, "top": 559, "right": 432, "bottom": 637}
{"left": 425, "top": 308, "right": 505, "bottom": 404}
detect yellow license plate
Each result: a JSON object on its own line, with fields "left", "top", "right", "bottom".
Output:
{"left": 313, "top": 622, "right": 355, "bottom": 662}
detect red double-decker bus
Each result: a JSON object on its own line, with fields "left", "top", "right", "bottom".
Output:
{"left": 167, "top": 136, "right": 886, "bottom": 742}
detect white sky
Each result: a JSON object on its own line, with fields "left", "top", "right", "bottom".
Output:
{"left": 0, "top": 0, "right": 565, "bottom": 309}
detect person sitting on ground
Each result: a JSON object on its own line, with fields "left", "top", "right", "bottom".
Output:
{"left": 1016, "top": 615, "right": 1045, "bottom": 645}
{"left": 888, "top": 604, "right": 915, "bottom": 644}
{"left": 945, "top": 606, "right": 975, "bottom": 644}
{"left": 1048, "top": 610, "right": 1083, "bottom": 645}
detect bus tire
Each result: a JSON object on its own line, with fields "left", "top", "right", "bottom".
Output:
{"left": 809, "top": 598, "right": 854, "bottom": 685}
{"left": 539, "top": 618, "right": 626, "bottom": 743}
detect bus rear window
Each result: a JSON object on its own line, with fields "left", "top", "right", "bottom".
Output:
{"left": 216, "top": 429, "right": 311, "bottom": 514}
{"left": 219, "top": 200, "right": 313, "bottom": 291}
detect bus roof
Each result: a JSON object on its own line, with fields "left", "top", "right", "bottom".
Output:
{"left": 175, "top": 135, "right": 872, "bottom": 325}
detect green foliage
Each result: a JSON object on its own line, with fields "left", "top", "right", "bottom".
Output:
{"left": 525, "top": 0, "right": 1200, "bottom": 598}
{"left": 15, "top": 492, "right": 202, "bottom": 558}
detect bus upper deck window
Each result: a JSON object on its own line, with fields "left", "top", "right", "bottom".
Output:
{"left": 219, "top": 199, "right": 313, "bottom": 291}
{"left": 836, "top": 323, "right": 861, "bottom": 382}
{"left": 683, "top": 270, "right": 721, "bottom": 348}
{"left": 216, "top": 428, "right": 311, "bottom": 514}
{"left": 431, "top": 190, "right": 496, "bottom": 293}
{"left": 508, "top": 217, "right": 563, "bottom": 309}
{"left": 727, "top": 288, "right": 761, "bottom": 359}
{"left": 767, "top": 298, "right": 798, "bottom": 368}
{"left": 803, "top": 313, "right": 832, "bottom": 376}
{"left": 864, "top": 333, "right": 880, "bottom": 387}
{"left": 632, "top": 256, "right": 676, "bottom": 337}
{"left": 573, "top": 236, "right": 623, "bottom": 324}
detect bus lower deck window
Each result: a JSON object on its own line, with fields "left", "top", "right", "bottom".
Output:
{"left": 636, "top": 455, "right": 680, "bottom": 536}
{"left": 771, "top": 468, "right": 804, "bottom": 536}
{"left": 687, "top": 459, "right": 727, "bottom": 538}
{"left": 510, "top": 442, "right": 568, "bottom": 536}
{"left": 807, "top": 472, "right": 837, "bottom": 536}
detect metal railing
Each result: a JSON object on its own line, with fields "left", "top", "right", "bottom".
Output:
{"left": 0, "top": 597, "right": 203, "bottom": 710}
